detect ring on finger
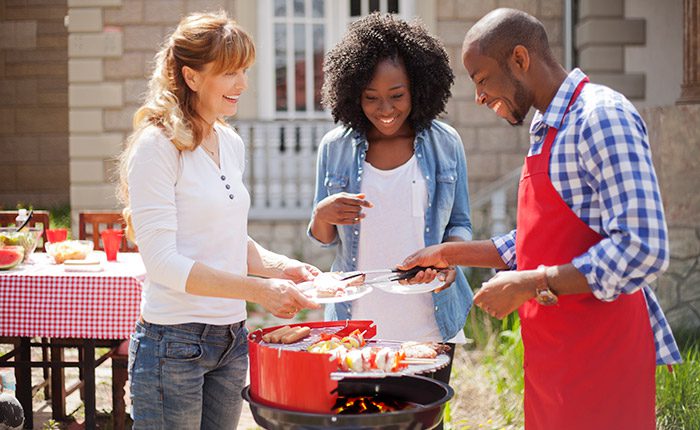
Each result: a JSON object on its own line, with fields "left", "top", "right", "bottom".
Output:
{"left": 353, "top": 217, "right": 359, "bottom": 222}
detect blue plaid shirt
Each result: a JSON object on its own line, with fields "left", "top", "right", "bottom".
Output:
{"left": 492, "top": 69, "right": 681, "bottom": 365}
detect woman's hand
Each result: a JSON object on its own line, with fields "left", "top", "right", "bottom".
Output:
{"left": 259, "top": 278, "right": 320, "bottom": 319}
{"left": 434, "top": 267, "right": 456, "bottom": 293}
{"left": 314, "top": 193, "right": 373, "bottom": 226}
{"left": 281, "top": 259, "right": 321, "bottom": 283}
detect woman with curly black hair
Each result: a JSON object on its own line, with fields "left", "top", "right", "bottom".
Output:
{"left": 308, "top": 12, "right": 474, "bottom": 395}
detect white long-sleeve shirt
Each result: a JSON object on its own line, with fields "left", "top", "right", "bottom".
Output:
{"left": 127, "top": 123, "right": 250, "bottom": 325}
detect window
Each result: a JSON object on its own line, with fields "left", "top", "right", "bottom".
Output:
{"left": 258, "top": 0, "right": 415, "bottom": 120}
{"left": 349, "top": 0, "right": 400, "bottom": 17}
{"left": 272, "top": 0, "right": 325, "bottom": 116}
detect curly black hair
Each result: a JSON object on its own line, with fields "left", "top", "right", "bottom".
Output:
{"left": 322, "top": 12, "right": 454, "bottom": 134}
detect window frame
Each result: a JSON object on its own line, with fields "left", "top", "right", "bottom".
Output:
{"left": 257, "top": 0, "right": 416, "bottom": 120}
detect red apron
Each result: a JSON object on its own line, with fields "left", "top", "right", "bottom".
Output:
{"left": 516, "top": 79, "right": 656, "bottom": 430}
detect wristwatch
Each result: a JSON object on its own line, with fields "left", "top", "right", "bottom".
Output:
{"left": 535, "top": 265, "right": 558, "bottom": 306}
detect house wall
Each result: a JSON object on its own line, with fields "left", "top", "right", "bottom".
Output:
{"left": 0, "top": 0, "right": 70, "bottom": 210}
{"left": 67, "top": 0, "right": 238, "bottom": 221}
{"left": 625, "top": 0, "right": 684, "bottom": 108}
{"left": 436, "top": 0, "right": 564, "bottom": 195}
{"left": 642, "top": 104, "right": 700, "bottom": 330}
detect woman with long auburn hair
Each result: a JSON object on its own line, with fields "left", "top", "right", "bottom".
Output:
{"left": 118, "top": 11, "right": 319, "bottom": 429}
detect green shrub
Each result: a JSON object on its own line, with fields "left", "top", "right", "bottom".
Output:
{"left": 49, "top": 204, "right": 71, "bottom": 229}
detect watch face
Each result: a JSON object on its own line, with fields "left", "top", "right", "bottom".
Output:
{"left": 536, "top": 289, "right": 558, "bottom": 306}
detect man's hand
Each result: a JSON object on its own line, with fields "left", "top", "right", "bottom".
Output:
{"left": 281, "top": 259, "right": 321, "bottom": 283}
{"left": 399, "top": 266, "right": 456, "bottom": 293}
{"left": 474, "top": 270, "right": 538, "bottom": 319}
{"left": 398, "top": 244, "right": 450, "bottom": 271}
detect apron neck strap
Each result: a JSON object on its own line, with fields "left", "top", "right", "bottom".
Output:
{"left": 541, "top": 77, "right": 590, "bottom": 157}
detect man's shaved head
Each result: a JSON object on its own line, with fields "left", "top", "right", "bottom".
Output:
{"left": 463, "top": 8, "right": 554, "bottom": 67}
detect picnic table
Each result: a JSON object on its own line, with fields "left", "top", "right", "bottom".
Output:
{"left": 0, "top": 252, "right": 144, "bottom": 429}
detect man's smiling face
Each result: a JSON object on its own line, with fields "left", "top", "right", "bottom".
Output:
{"left": 463, "top": 42, "right": 532, "bottom": 126}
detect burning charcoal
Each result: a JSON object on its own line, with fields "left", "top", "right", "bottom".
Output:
{"left": 332, "top": 395, "right": 413, "bottom": 414}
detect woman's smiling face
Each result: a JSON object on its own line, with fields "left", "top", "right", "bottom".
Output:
{"left": 361, "top": 58, "right": 412, "bottom": 137}
{"left": 190, "top": 62, "right": 248, "bottom": 124}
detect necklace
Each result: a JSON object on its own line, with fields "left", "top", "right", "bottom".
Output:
{"left": 201, "top": 130, "right": 218, "bottom": 157}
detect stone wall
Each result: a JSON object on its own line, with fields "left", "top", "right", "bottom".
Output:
{"left": 436, "top": 0, "right": 563, "bottom": 195}
{"left": 0, "top": 0, "right": 69, "bottom": 209}
{"left": 67, "top": 0, "right": 237, "bottom": 217}
{"left": 643, "top": 104, "right": 700, "bottom": 330}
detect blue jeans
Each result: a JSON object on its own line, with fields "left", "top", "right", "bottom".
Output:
{"left": 128, "top": 319, "right": 249, "bottom": 430}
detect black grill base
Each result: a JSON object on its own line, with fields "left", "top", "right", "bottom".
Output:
{"left": 243, "top": 375, "right": 453, "bottom": 430}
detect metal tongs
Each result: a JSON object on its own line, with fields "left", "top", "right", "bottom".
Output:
{"left": 339, "top": 266, "right": 442, "bottom": 284}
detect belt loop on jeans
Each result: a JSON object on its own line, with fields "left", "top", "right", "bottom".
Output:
{"left": 201, "top": 324, "right": 211, "bottom": 340}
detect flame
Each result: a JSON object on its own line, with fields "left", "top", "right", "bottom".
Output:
{"left": 333, "top": 396, "right": 413, "bottom": 414}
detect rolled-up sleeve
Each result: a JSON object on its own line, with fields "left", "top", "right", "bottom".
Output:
{"left": 571, "top": 106, "right": 669, "bottom": 301}
{"left": 127, "top": 131, "right": 195, "bottom": 291}
{"left": 491, "top": 229, "right": 517, "bottom": 270}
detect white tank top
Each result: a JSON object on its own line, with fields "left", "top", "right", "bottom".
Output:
{"left": 353, "top": 155, "right": 443, "bottom": 342}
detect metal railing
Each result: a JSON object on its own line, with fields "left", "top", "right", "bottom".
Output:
{"left": 235, "top": 120, "right": 335, "bottom": 220}
{"left": 235, "top": 119, "right": 521, "bottom": 233}
{"left": 470, "top": 167, "right": 521, "bottom": 238}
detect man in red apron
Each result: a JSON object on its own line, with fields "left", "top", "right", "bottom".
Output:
{"left": 400, "top": 8, "right": 681, "bottom": 430}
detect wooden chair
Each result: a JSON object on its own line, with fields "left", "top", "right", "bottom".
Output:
{"left": 78, "top": 211, "right": 134, "bottom": 430}
{"left": 78, "top": 211, "right": 137, "bottom": 252}
{"left": 0, "top": 210, "right": 51, "bottom": 251}
{"left": 0, "top": 210, "right": 52, "bottom": 401}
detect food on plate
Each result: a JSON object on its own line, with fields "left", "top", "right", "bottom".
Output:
{"left": 262, "top": 325, "right": 311, "bottom": 344}
{"left": 0, "top": 246, "right": 25, "bottom": 270}
{"left": 46, "top": 240, "right": 94, "bottom": 264}
{"left": 311, "top": 272, "right": 366, "bottom": 298}
{"left": 400, "top": 341, "right": 451, "bottom": 359}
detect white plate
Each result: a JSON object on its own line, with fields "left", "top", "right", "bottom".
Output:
{"left": 296, "top": 281, "right": 373, "bottom": 304}
{"left": 368, "top": 274, "right": 443, "bottom": 295}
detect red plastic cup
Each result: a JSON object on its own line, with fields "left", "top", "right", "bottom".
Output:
{"left": 100, "top": 229, "right": 124, "bottom": 262}
{"left": 46, "top": 228, "right": 68, "bottom": 243}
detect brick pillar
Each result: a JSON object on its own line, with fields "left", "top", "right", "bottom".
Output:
{"left": 67, "top": 0, "right": 124, "bottom": 219}
{"left": 678, "top": 0, "right": 700, "bottom": 104}
{"left": 576, "top": 0, "right": 646, "bottom": 100}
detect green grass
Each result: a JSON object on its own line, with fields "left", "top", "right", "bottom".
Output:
{"left": 656, "top": 338, "right": 700, "bottom": 430}
{"left": 465, "top": 292, "right": 700, "bottom": 430}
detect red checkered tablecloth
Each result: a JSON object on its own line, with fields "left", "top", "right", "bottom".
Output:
{"left": 0, "top": 252, "right": 145, "bottom": 339}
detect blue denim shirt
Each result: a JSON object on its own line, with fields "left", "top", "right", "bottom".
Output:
{"left": 307, "top": 120, "right": 473, "bottom": 340}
